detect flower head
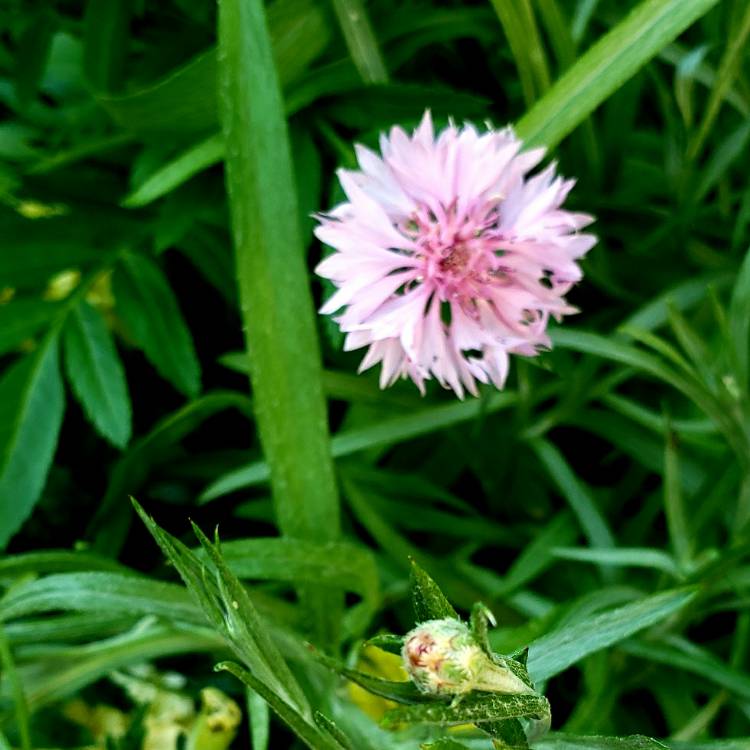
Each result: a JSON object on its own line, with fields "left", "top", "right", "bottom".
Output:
{"left": 402, "top": 618, "right": 531, "bottom": 697}
{"left": 314, "top": 111, "right": 596, "bottom": 397}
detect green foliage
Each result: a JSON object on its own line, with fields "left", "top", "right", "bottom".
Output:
{"left": 0, "top": 0, "right": 749, "bottom": 747}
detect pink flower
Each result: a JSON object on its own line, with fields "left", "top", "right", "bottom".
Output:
{"left": 314, "top": 111, "right": 596, "bottom": 398}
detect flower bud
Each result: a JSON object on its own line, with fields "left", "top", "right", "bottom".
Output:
{"left": 402, "top": 618, "right": 532, "bottom": 697}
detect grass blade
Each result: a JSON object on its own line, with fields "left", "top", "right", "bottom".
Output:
{"left": 332, "top": 0, "right": 389, "bottom": 84}
{"left": 516, "top": 0, "right": 721, "bottom": 148}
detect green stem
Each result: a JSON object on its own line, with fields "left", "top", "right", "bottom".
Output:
{"left": 217, "top": 0, "right": 340, "bottom": 645}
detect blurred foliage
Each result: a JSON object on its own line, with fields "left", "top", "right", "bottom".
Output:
{"left": 0, "top": 0, "right": 749, "bottom": 747}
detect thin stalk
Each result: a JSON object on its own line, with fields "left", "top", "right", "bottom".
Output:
{"left": 331, "top": 0, "right": 389, "bottom": 84}
{"left": 217, "top": 0, "right": 340, "bottom": 645}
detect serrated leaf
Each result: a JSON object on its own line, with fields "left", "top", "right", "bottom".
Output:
{"left": 63, "top": 299, "right": 131, "bottom": 447}
{"left": 382, "top": 692, "right": 550, "bottom": 729}
{"left": 113, "top": 252, "right": 200, "bottom": 397}
{"left": 410, "top": 559, "right": 458, "bottom": 623}
{"left": 0, "top": 336, "right": 64, "bottom": 549}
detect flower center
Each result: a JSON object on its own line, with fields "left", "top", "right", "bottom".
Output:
{"left": 405, "top": 208, "right": 505, "bottom": 301}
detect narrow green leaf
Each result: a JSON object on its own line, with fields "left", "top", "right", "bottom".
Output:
{"left": 216, "top": 661, "right": 341, "bottom": 750}
{"left": 0, "top": 627, "right": 31, "bottom": 750}
{"left": 314, "top": 711, "right": 355, "bottom": 750}
{"left": 218, "top": 0, "right": 340, "bottom": 641}
{"left": 217, "top": 538, "right": 379, "bottom": 634}
{"left": 529, "top": 438, "right": 615, "bottom": 551}
{"left": 63, "top": 299, "right": 131, "bottom": 447}
{"left": 622, "top": 637, "right": 750, "bottom": 702}
{"left": 663, "top": 422, "right": 692, "bottom": 570}
{"left": 82, "top": 0, "right": 130, "bottom": 92}
{"left": 247, "top": 689, "right": 270, "bottom": 750}
{"left": 99, "top": 0, "right": 329, "bottom": 134}
{"left": 13, "top": 8, "right": 56, "bottom": 109}
{"left": 535, "top": 735, "right": 669, "bottom": 750}
{"left": 312, "top": 649, "right": 430, "bottom": 705}
{"left": 113, "top": 251, "right": 200, "bottom": 397}
{"left": 525, "top": 587, "right": 698, "bottom": 682}
{"left": 20, "top": 622, "right": 224, "bottom": 714}
{"left": 421, "top": 740, "right": 471, "bottom": 750}
{"left": 516, "top": 0, "right": 721, "bottom": 148}
{"left": 0, "top": 337, "right": 64, "bottom": 549}
{"left": 201, "top": 392, "right": 517, "bottom": 500}
{"left": 0, "top": 550, "right": 127, "bottom": 579}
{"left": 89, "top": 392, "right": 251, "bottom": 555}
{"left": 123, "top": 133, "right": 224, "bottom": 207}
{"left": 729, "top": 246, "right": 750, "bottom": 392}
{"left": 382, "top": 692, "right": 550, "bottom": 728}
{"left": 0, "top": 572, "right": 200, "bottom": 624}
{"left": 410, "top": 559, "right": 458, "bottom": 623}
{"left": 0, "top": 298, "right": 59, "bottom": 355}
{"left": 190, "top": 523, "right": 310, "bottom": 714}
{"left": 332, "top": 0, "right": 389, "bottom": 84}
{"left": 687, "top": 1, "right": 750, "bottom": 159}
{"left": 551, "top": 547, "right": 682, "bottom": 578}
{"left": 489, "top": 0, "right": 543, "bottom": 106}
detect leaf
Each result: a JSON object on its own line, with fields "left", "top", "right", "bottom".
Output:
{"left": 314, "top": 711, "right": 355, "bottom": 750}
{"left": 247, "top": 689, "right": 270, "bottom": 750}
{"left": 410, "top": 559, "right": 458, "bottom": 623}
{"left": 421, "top": 740, "right": 472, "bottom": 750}
{"left": 621, "top": 637, "right": 750, "bottom": 701}
{"left": 112, "top": 251, "right": 200, "bottom": 397}
{"left": 99, "top": 0, "right": 330, "bottom": 135}
{"left": 515, "top": 0, "right": 721, "bottom": 149}
{"left": 524, "top": 587, "right": 698, "bottom": 682}
{"left": 13, "top": 7, "right": 57, "bottom": 109}
{"left": 331, "top": 0, "right": 388, "bottom": 84}
{"left": 18, "top": 622, "right": 224, "bottom": 714}
{"left": 218, "top": 0, "right": 340, "bottom": 643}
{"left": 529, "top": 438, "right": 615, "bottom": 551}
{"left": 311, "top": 649, "right": 430, "bottom": 705}
{"left": 0, "top": 550, "right": 127, "bottom": 579}
{"left": 0, "top": 213, "right": 107, "bottom": 290}
{"left": 381, "top": 692, "right": 550, "bottom": 728}
{"left": 551, "top": 547, "right": 681, "bottom": 579}
{"left": 133, "top": 501, "right": 309, "bottom": 715}
{"left": 82, "top": 0, "right": 130, "bottom": 92}
{"left": 215, "top": 661, "right": 341, "bottom": 750}
{"left": 200, "top": 392, "right": 517, "bottom": 500}
{"left": 0, "top": 572, "right": 201, "bottom": 624}
{"left": 63, "top": 299, "right": 131, "bottom": 447}
{"left": 216, "top": 538, "right": 380, "bottom": 635}
{"left": 535, "top": 735, "right": 669, "bottom": 750}
{"left": 89, "top": 392, "right": 251, "bottom": 555}
{"left": 122, "top": 132, "right": 224, "bottom": 207}
{"left": 0, "top": 298, "right": 60, "bottom": 355}
{"left": 729, "top": 246, "right": 750, "bottom": 392}
{"left": 366, "top": 633, "right": 404, "bottom": 655}
{"left": 0, "top": 336, "right": 64, "bottom": 549}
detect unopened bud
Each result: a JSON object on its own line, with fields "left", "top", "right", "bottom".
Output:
{"left": 402, "top": 618, "right": 531, "bottom": 697}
